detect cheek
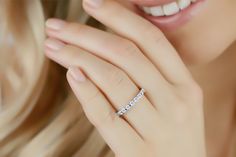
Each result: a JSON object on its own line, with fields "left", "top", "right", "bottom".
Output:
{"left": 165, "top": 0, "right": 236, "bottom": 66}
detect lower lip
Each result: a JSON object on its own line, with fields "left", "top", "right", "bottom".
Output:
{"left": 139, "top": 0, "right": 206, "bottom": 31}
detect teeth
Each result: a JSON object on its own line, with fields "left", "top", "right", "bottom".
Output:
{"left": 150, "top": 6, "right": 165, "bottom": 16}
{"left": 163, "top": 2, "right": 180, "bottom": 16}
{"left": 178, "top": 0, "right": 191, "bottom": 10}
{"left": 141, "top": 0, "right": 196, "bottom": 17}
{"left": 142, "top": 7, "right": 151, "bottom": 14}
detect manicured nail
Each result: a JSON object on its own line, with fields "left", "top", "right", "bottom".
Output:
{"left": 68, "top": 67, "right": 87, "bottom": 82}
{"left": 45, "top": 38, "right": 65, "bottom": 51}
{"left": 84, "top": 0, "right": 103, "bottom": 8}
{"left": 46, "top": 19, "right": 66, "bottom": 30}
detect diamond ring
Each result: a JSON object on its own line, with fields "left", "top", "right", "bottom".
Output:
{"left": 116, "top": 88, "right": 145, "bottom": 116}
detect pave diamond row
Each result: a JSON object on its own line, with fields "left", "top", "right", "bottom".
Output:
{"left": 116, "top": 88, "right": 145, "bottom": 116}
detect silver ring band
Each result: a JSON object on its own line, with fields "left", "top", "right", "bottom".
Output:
{"left": 116, "top": 88, "right": 145, "bottom": 116}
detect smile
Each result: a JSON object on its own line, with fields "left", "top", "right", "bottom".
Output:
{"left": 140, "top": 0, "right": 197, "bottom": 17}
{"left": 137, "top": 0, "right": 206, "bottom": 31}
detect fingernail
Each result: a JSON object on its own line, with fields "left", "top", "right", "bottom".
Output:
{"left": 68, "top": 67, "right": 87, "bottom": 82}
{"left": 46, "top": 19, "right": 66, "bottom": 30}
{"left": 84, "top": 0, "right": 103, "bottom": 8}
{"left": 45, "top": 38, "right": 65, "bottom": 51}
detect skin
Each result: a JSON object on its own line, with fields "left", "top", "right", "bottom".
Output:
{"left": 44, "top": 0, "right": 236, "bottom": 156}
{"left": 166, "top": 0, "right": 236, "bottom": 65}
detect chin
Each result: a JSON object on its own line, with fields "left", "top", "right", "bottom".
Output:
{"left": 164, "top": 14, "right": 236, "bottom": 66}
{"left": 167, "top": 35, "right": 236, "bottom": 66}
{"left": 165, "top": 21, "right": 236, "bottom": 66}
{"left": 125, "top": 0, "right": 236, "bottom": 66}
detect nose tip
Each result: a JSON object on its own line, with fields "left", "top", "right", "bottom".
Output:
{"left": 128, "top": 0, "right": 176, "bottom": 6}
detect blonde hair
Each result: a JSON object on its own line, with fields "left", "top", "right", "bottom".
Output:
{"left": 2, "top": 1, "right": 236, "bottom": 157}
{"left": 0, "top": 0, "right": 113, "bottom": 156}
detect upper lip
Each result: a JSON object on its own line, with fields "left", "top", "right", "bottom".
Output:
{"left": 130, "top": 0, "right": 177, "bottom": 7}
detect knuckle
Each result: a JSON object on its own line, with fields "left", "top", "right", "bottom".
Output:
{"left": 117, "top": 39, "right": 140, "bottom": 58}
{"left": 191, "top": 83, "right": 203, "bottom": 97}
{"left": 185, "top": 82, "right": 203, "bottom": 104}
{"left": 172, "top": 102, "right": 193, "bottom": 124}
{"left": 171, "top": 85, "right": 203, "bottom": 124}
{"left": 140, "top": 23, "right": 165, "bottom": 43}
{"left": 174, "top": 102, "right": 203, "bottom": 126}
{"left": 106, "top": 68, "right": 127, "bottom": 89}
{"left": 176, "top": 80, "right": 203, "bottom": 107}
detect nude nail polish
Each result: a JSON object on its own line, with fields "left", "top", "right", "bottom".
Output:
{"left": 46, "top": 19, "right": 66, "bottom": 30}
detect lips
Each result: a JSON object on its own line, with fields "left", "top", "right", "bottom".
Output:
{"left": 135, "top": 0, "right": 206, "bottom": 31}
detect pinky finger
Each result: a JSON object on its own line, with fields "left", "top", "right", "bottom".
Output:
{"left": 66, "top": 67, "right": 145, "bottom": 157}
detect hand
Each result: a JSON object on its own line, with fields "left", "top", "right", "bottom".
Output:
{"left": 44, "top": 0, "right": 206, "bottom": 156}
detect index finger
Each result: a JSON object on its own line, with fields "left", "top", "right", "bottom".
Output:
{"left": 82, "top": 0, "right": 193, "bottom": 85}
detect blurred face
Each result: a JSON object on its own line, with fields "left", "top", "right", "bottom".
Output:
{"left": 119, "top": 0, "right": 236, "bottom": 65}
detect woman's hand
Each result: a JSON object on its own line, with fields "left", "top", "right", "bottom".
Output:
{"left": 44, "top": 0, "right": 206, "bottom": 156}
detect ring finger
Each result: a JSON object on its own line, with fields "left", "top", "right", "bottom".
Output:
{"left": 45, "top": 39, "right": 159, "bottom": 139}
{"left": 67, "top": 68, "right": 145, "bottom": 157}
